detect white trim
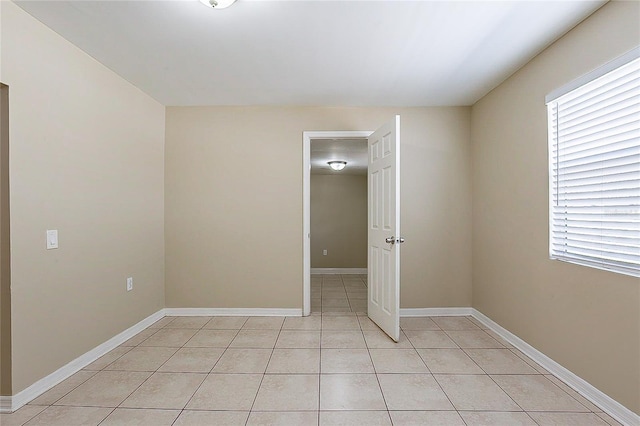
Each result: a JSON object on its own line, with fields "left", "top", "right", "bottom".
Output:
{"left": 303, "top": 130, "right": 373, "bottom": 318}
{"left": 400, "top": 307, "right": 473, "bottom": 317}
{"left": 471, "top": 309, "right": 639, "bottom": 426}
{"left": 1, "top": 309, "right": 164, "bottom": 413}
{"left": 311, "top": 268, "right": 367, "bottom": 275}
{"left": 545, "top": 46, "right": 640, "bottom": 103}
{"left": 164, "top": 308, "right": 302, "bottom": 317}
{"left": 303, "top": 132, "right": 310, "bottom": 317}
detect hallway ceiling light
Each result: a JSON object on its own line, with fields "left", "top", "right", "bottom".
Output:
{"left": 328, "top": 161, "right": 347, "bottom": 171}
{"left": 199, "top": 0, "right": 237, "bottom": 9}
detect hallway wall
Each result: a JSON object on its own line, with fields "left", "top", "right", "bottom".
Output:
{"left": 311, "top": 174, "right": 367, "bottom": 269}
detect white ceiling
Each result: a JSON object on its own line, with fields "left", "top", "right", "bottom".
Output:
{"left": 311, "top": 139, "right": 367, "bottom": 175}
{"left": 15, "top": 0, "right": 606, "bottom": 107}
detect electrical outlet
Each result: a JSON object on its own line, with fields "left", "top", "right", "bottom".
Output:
{"left": 323, "top": 249, "right": 328, "bottom": 256}
{"left": 126, "top": 277, "right": 133, "bottom": 292}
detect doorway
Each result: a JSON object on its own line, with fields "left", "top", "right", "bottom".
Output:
{"left": 302, "top": 131, "right": 372, "bottom": 316}
{"left": 303, "top": 117, "right": 402, "bottom": 341}
{"left": 310, "top": 138, "right": 368, "bottom": 314}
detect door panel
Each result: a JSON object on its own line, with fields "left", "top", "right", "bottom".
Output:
{"left": 367, "top": 116, "right": 400, "bottom": 342}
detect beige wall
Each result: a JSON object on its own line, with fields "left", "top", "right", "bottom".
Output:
{"left": 311, "top": 174, "right": 367, "bottom": 269}
{"left": 471, "top": 0, "right": 640, "bottom": 414}
{"left": 1, "top": 2, "right": 166, "bottom": 393}
{"left": 165, "top": 106, "right": 472, "bottom": 309}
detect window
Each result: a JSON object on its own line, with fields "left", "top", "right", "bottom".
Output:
{"left": 546, "top": 47, "right": 640, "bottom": 278}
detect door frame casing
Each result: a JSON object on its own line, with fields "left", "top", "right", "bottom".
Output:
{"left": 302, "top": 130, "right": 372, "bottom": 316}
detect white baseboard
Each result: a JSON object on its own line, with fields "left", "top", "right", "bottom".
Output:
{"left": 471, "top": 309, "right": 639, "bottom": 426}
{"left": 400, "top": 307, "right": 473, "bottom": 317}
{"left": 311, "top": 268, "right": 367, "bottom": 275}
{"left": 164, "top": 308, "right": 302, "bottom": 317}
{"left": 1, "top": 309, "right": 164, "bottom": 413}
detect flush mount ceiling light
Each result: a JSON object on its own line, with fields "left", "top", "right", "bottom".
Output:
{"left": 328, "top": 161, "right": 347, "bottom": 171}
{"left": 199, "top": 0, "right": 237, "bottom": 9}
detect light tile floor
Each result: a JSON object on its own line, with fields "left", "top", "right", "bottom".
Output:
{"left": 312, "top": 274, "right": 367, "bottom": 314}
{"left": 2, "top": 314, "right": 623, "bottom": 426}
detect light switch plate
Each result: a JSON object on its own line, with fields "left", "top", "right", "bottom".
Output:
{"left": 46, "top": 230, "right": 58, "bottom": 249}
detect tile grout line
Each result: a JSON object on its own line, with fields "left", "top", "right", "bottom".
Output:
{"left": 454, "top": 333, "right": 595, "bottom": 420}
{"left": 89, "top": 328, "right": 180, "bottom": 422}
{"left": 177, "top": 316, "right": 247, "bottom": 424}
{"left": 438, "top": 319, "right": 534, "bottom": 424}
{"left": 28, "top": 368, "right": 99, "bottom": 408}
{"left": 317, "top": 310, "right": 324, "bottom": 426}
{"left": 106, "top": 316, "right": 243, "bottom": 424}
{"left": 94, "top": 407, "right": 118, "bottom": 426}
{"left": 534, "top": 375, "right": 595, "bottom": 413}
{"left": 109, "top": 318, "right": 209, "bottom": 421}
{"left": 466, "top": 349, "right": 581, "bottom": 424}
{"left": 452, "top": 343, "right": 535, "bottom": 422}
{"left": 404, "top": 320, "right": 462, "bottom": 423}
{"left": 360, "top": 314, "right": 393, "bottom": 422}
{"left": 244, "top": 317, "right": 286, "bottom": 425}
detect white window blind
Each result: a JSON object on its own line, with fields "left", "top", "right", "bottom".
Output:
{"left": 547, "top": 50, "right": 640, "bottom": 278}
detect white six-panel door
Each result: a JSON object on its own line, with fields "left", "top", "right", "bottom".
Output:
{"left": 367, "top": 116, "right": 401, "bottom": 342}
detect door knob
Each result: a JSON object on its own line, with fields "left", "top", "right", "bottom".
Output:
{"left": 385, "top": 236, "right": 395, "bottom": 244}
{"left": 397, "top": 237, "right": 405, "bottom": 244}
